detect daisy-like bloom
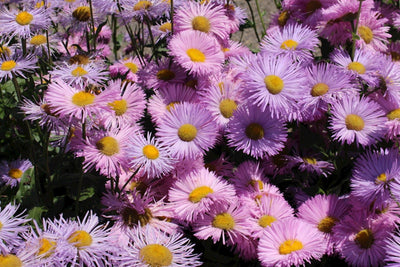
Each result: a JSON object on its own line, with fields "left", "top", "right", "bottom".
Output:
{"left": 230, "top": 161, "right": 269, "bottom": 195}
{"left": 0, "top": 7, "right": 49, "bottom": 38}
{"left": 0, "top": 203, "right": 30, "bottom": 254}
{"left": 121, "top": 0, "right": 169, "bottom": 21}
{"left": 193, "top": 201, "right": 251, "bottom": 245}
{"left": 0, "top": 159, "right": 32, "bottom": 188}
{"left": 332, "top": 210, "right": 392, "bottom": 267}
{"left": 248, "top": 195, "right": 295, "bottom": 239}
{"left": 147, "top": 83, "right": 197, "bottom": 126}
{"left": 351, "top": 148, "right": 400, "bottom": 210}
{"left": 385, "top": 227, "right": 400, "bottom": 266}
{"left": 98, "top": 79, "right": 146, "bottom": 129}
{"left": 58, "top": 2, "right": 102, "bottom": 33}
{"left": 168, "top": 167, "right": 237, "bottom": 223}
{"left": 372, "top": 55, "right": 400, "bottom": 105}
{"left": 286, "top": 153, "right": 335, "bottom": 177}
{"left": 142, "top": 58, "right": 186, "bottom": 90}
{"left": 168, "top": 30, "right": 225, "bottom": 77}
{"left": 0, "top": 55, "right": 37, "bottom": 81}
{"left": 74, "top": 125, "right": 139, "bottom": 178}
{"left": 220, "top": 39, "right": 251, "bottom": 60}
{"left": 258, "top": 217, "right": 325, "bottom": 267}
{"left": 156, "top": 102, "right": 218, "bottom": 160}
{"left": 101, "top": 189, "right": 179, "bottom": 234}
{"left": 330, "top": 47, "right": 382, "bottom": 86}
{"left": 109, "top": 57, "right": 143, "bottom": 83}
{"left": 356, "top": 11, "right": 391, "bottom": 52}
{"left": 283, "top": 0, "right": 335, "bottom": 27}
{"left": 151, "top": 20, "right": 173, "bottom": 43}
{"left": 212, "top": 0, "right": 247, "bottom": 34}
{"left": 50, "top": 62, "right": 108, "bottom": 86}
{"left": 119, "top": 225, "right": 202, "bottom": 267}
{"left": 226, "top": 104, "right": 287, "bottom": 159}
{"left": 297, "top": 194, "right": 349, "bottom": 255}
{"left": 329, "top": 94, "right": 387, "bottom": 147}
{"left": 44, "top": 78, "right": 112, "bottom": 123}
{"left": 0, "top": 250, "right": 38, "bottom": 267}
{"left": 173, "top": 1, "right": 230, "bottom": 40}
{"left": 296, "top": 62, "right": 355, "bottom": 122}
{"left": 260, "top": 23, "right": 319, "bottom": 62}
{"left": 242, "top": 53, "right": 307, "bottom": 119}
{"left": 127, "top": 133, "right": 175, "bottom": 178}
{"left": 52, "top": 211, "right": 115, "bottom": 267}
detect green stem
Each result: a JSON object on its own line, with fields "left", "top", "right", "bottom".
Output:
{"left": 255, "top": 0, "right": 266, "bottom": 35}
{"left": 111, "top": 14, "right": 119, "bottom": 60}
{"left": 170, "top": 0, "right": 174, "bottom": 35}
{"left": 245, "top": 0, "right": 261, "bottom": 43}
{"left": 145, "top": 17, "right": 158, "bottom": 63}
{"left": 350, "top": 0, "right": 363, "bottom": 61}
{"left": 88, "top": 0, "right": 97, "bottom": 51}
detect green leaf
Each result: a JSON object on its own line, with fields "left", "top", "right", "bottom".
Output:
{"left": 28, "top": 206, "right": 48, "bottom": 221}
{"left": 67, "top": 187, "right": 95, "bottom": 201}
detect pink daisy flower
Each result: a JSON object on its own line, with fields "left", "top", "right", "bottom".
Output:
{"left": 226, "top": 104, "right": 287, "bottom": 158}
{"left": 109, "top": 57, "right": 143, "bottom": 83}
{"left": 329, "top": 94, "right": 386, "bottom": 147}
{"left": 98, "top": 79, "right": 146, "bottom": 129}
{"left": 297, "top": 194, "right": 350, "bottom": 254}
{"left": 332, "top": 210, "right": 392, "bottom": 267}
{"left": 147, "top": 83, "right": 197, "bottom": 126}
{"left": 385, "top": 227, "right": 400, "bottom": 266}
{"left": 156, "top": 102, "right": 218, "bottom": 160}
{"left": 283, "top": 0, "right": 335, "bottom": 27}
{"left": 0, "top": 159, "right": 32, "bottom": 188}
{"left": 168, "top": 167, "right": 237, "bottom": 223}
{"left": 120, "top": 0, "right": 169, "bottom": 21}
{"left": 193, "top": 201, "right": 251, "bottom": 245}
{"left": 356, "top": 11, "right": 391, "bottom": 52}
{"left": 127, "top": 133, "right": 175, "bottom": 178}
{"left": 260, "top": 23, "right": 319, "bottom": 62}
{"left": 0, "top": 55, "right": 37, "bottom": 81}
{"left": 372, "top": 55, "right": 400, "bottom": 105}
{"left": 73, "top": 125, "right": 138, "bottom": 177}
{"left": 173, "top": 1, "right": 230, "bottom": 40}
{"left": 351, "top": 148, "right": 400, "bottom": 210}
{"left": 257, "top": 218, "right": 325, "bottom": 267}
{"left": 168, "top": 30, "right": 224, "bottom": 77}
{"left": 230, "top": 160, "right": 269, "bottom": 194}
{"left": 242, "top": 53, "right": 307, "bottom": 119}
{"left": 50, "top": 62, "right": 108, "bottom": 87}
{"left": 141, "top": 58, "right": 186, "bottom": 90}
{"left": 118, "top": 225, "right": 202, "bottom": 267}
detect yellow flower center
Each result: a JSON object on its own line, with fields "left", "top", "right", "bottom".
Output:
{"left": 188, "top": 186, "right": 214, "bottom": 203}
{"left": 15, "top": 11, "right": 33, "bottom": 25}
{"left": 358, "top": 26, "right": 373, "bottom": 44}
{"left": 124, "top": 62, "right": 139, "bottom": 74}
{"left": 121, "top": 207, "right": 152, "bottom": 227}
{"left": 142, "top": 144, "right": 159, "bottom": 160}
{"left": 72, "top": 6, "right": 91, "bottom": 22}
{"left": 134, "top": 0, "right": 152, "bottom": 11}
{"left": 139, "top": 244, "right": 173, "bottom": 267}
{"left": 387, "top": 108, "right": 400, "bottom": 120}
{"left": 245, "top": 123, "right": 264, "bottom": 140}
{"left": 35, "top": 1, "right": 45, "bottom": 8}
{"left": 156, "top": 69, "right": 175, "bottom": 81}
{"left": 192, "top": 16, "right": 211, "bottom": 33}
{"left": 8, "top": 168, "right": 23, "bottom": 179}
{"left": 249, "top": 179, "right": 264, "bottom": 190}
{"left": 37, "top": 238, "right": 57, "bottom": 258}
{"left": 159, "top": 22, "right": 171, "bottom": 32}
{"left": 279, "top": 239, "right": 304, "bottom": 255}
{"left": 71, "top": 91, "right": 95, "bottom": 106}
{"left": 375, "top": 173, "right": 387, "bottom": 184}
{"left": 305, "top": 0, "right": 322, "bottom": 14}
{"left": 347, "top": 62, "right": 366, "bottom": 74}
{"left": 1, "top": 60, "right": 17, "bottom": 71}
{"left": 0, "top": 46, "right": 12, "bottom": 57}
{"left": 67, "top": 230, "right": 93, "bottom": 248}
{"left": 355, "top": 229, "right": 374, "bottom": 249}
{"left": 303, "top": 157, "right": 317, "bottom": 165}
{"left": 345, "top": 114, "right": 365, "bottom": 131}
{"left": 0, "top": 221, "right": 2, "bottom": 230}
{"left": 166, "top": 101, "right": 179, "bottom": 112}
{"left": 212, "top": 212, "right": 235, "bottom": 230}
{"left": 280, "top": 39, "right": 298, "bottom": 50}
{"left": 219, "top": 99, "right": 237, "bottom": 119}
{"left": 311, "top": 82, "right": 329, "bottom": 97}
{"left": 108, "top": 99, "right": 128, "bottom": 116}
{"left": 178, "top": 124, "right": 197, "bottom": 142}
{"left": 186, "top": 48, "right": 206, "bottom": 63}
{"left": 30, "top": 35, "right": 47, "bottom": 46}
{"left": 317, "top": 216, "right": 337, "bottom": 233}
{"left": 258, "top": 215, "right": 276, "bottom": 228}
{"left": 71, "top": 66, "right": 88, "bottom": 77}
{"left": 0, "top": 254, "right": 22, "bottom": 267}
{"left": 264, "top": 75, "right": 284, "bottom": 95}
{"left": 96, "top": 136, "right": 119, "bottom": 156}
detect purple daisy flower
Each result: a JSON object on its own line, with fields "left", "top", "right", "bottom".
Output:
{"left": 356, "top": 11, "right": 391, "bottom": 52}
{"left": 226, "top": 104, "right": 287, "bottom": 159}
{"left": 230, "top": 160, "right": 269, "bottom": 194}
{"left": 242, "top": 53, "right": 307, "bottom": 119}
{"left": 0, "top": 55, "right": 37, "bottom": 81}
{"left": 260, "top": 23, "right": 319, "bottom": 62}
{"left": 257, "top": 217, "right": 325, "bottom": 267}
{"left": 0, "top": 159, "right": 32, "bottom": 188}
{"left": 329, "top": 94, "right": 386, "bottom": 147}
{"left": 156, "top": 102, "right": 218, "bottom": 160}
{"left": 385, "top": 227, "right": 400, "bottom": 266}
{"left": 168, "top": 30, "right": 224, "bottom": 77}
{"left": 351, "top": 148, "right": 400, "bottom": 210}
